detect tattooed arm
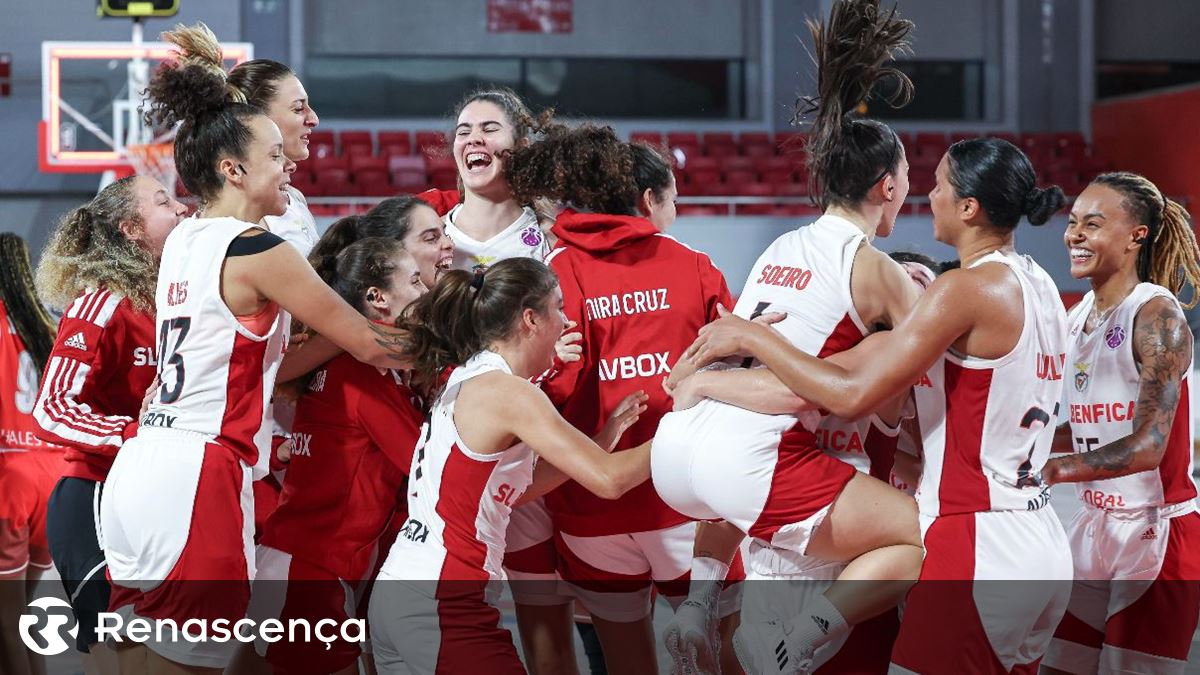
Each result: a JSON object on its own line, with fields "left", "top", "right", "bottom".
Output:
{"left": 1043, "top": 297, "right": 1192, "bottom": 484}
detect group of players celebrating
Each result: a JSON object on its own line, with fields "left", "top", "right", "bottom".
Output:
{"left": 0, "top": 1, "right": 1197, "bottom": 673}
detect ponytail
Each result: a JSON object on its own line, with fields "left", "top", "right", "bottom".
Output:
{"left": 308, "top": 215, "right": 365, "bottom": 283}
{"left": 0, "top": 234, "right": 56, "bottom": 375}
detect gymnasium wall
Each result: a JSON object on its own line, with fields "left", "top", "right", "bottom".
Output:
{"left": 1091, "top": 83, "right": 1200, "bottom": 209}
{"left": 1095, "top": 0, "right": 1200, "bottom": 61}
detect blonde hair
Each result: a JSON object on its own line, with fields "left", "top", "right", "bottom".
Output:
{"left": 1092, "top": 172, "right": 1200, "bottom": 308}
{"left": 36, "top": 176, "right": 157, "bottom": 313}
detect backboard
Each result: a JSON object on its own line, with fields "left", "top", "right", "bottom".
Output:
{"left": 39, "top": 39, "right": 252, "bottom": 175}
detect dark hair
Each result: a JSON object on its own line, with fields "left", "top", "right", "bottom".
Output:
{"left": 888, "top": 250, "right": 941, "bottom": 273}
{"left": 400, "top": 257, "right": 558, "bottom": 394}
{"left": 36, "top": 176, "right": 159, "bottom": 313}
{"left": 507, "top": 123, "right": 653, "bottom": 216}
{"left": 630, "top": 143, "right": 675, "bottom": 204}
{"left": 939, "top": 259, "right": 962, "bottom": 274}
{"left": 1091, "top": 172, "right": 1200, "bottom": 307}
{"left": 143, "top": 23, "right": 264, "bottom": 202}
{"left": 799, "top": 0, "right": 914, "bottom": 210}
{"left": 308, "top": 197, "right": 433, "bottom": 280}
{"left": 319, "top": 237, "right": 408, "bottom": 314}
{"left": 946, "top": 138, "right": 1066, "bottom": 229}
{"left": 227, "top": 59, "right": 294, "bottom": 110}
{"left": 0, "top": 234, "right": 57, "bottom": 376}
{"left": 450, "top": 86, "right": 535, "bottom": 145}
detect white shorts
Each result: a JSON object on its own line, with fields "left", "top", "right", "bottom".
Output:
{"left": 890, "top": 509, "right": 1073, "bottom": 674}
{"left": 556, "top": 521, "right": 744, "bottom": 623}
{"left": 652, "top": 401, "right": 853, "bottom": 555}
{"left": 502, "top": 497, "right": 572, "bottom": 606}
{"left": 1044, "top": 504, "right": 1200, "bottom": 675}
{"left": 100, "top": 427, "right": 255, "bottom": 668}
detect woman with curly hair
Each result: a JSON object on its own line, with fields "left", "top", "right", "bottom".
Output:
{"left": 96, "top": 23, "right": 406, "bottom": 672}
{"left": 31, "top": 175, "right": 186, "bottom": 675}
{"left": 505, "top": 124, "right": 745, "bottom": 674}
{"left": 0, "top": 233, "right": 61, "bottom": 675}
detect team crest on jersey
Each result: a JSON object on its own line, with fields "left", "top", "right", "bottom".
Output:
{"left": 520, "top": 225, "right": 543, "bottom": 247}
{"left": 1105, "top": 325, "right": 1126, "bottom": 349}
{"left": 1074, "top": 362, "right": 1091, "bottom": 392}
{"left": 471, "top": 256, "right": 498, "bottom": 273}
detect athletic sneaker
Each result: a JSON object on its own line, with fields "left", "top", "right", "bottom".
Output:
{"left": 733, "top": 619, "right": 814, "bottom": 675}
{"left": 663, "top": 599, "right": 720, "bottom": 675}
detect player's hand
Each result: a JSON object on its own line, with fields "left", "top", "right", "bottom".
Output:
{"left": 276, "top": 437, "right": 294, "bottom": 465}
{"left": 592, "top": 390, "right": 649, "bottom": 452}
{"left": 685, "top": 305, "right": 772, "bottom": 366}
{"left": 668, "top": 373, "right": 708, "bottom": 412}
{"left": 139, "top": 377, "right": 159, "bottom": 417}
{"left": 555, "top": 321, "right": 583, "bottom": 364}
{"left": 286, "top": 330, "right": 311, "bottom": 352}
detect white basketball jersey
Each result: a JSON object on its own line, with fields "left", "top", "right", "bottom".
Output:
{"left": 1064, "top": 283, "right": 1197, "bottom": 511}
{"left": 381, "top": 351, "right": 536, "bottom": 593}
{"left": 657, "top": 214, "right": 870, "bottom": 466}
{"left": 262, "top": 186, "right": 319, "bottom": 257}
{"left": 914, "top": 251, "right": 1068, "bottom": 517}
{"left": 146, "top": 217, "right": 286, "bottom": 477}
{"left": 444, "top": 205, "right": 549, "bottom": 272}
{"left": 814, "top": 413, "right": 897, "bottom": 477}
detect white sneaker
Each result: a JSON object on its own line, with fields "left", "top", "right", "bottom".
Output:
{"left": 663, "top": 599, "right": 720, "bottom": 675}
{"left": 732, "top": 619, "right": 813, "bottom": 675}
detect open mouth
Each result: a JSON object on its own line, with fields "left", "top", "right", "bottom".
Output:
{"left": 436, "top": 255, "right": 454, "bottom": 271}
{"left": 1069, "top": 246, "right": 1094, "bottom": 264}
{"left": 464, "top": 151, "right": 493, "bottom": 172}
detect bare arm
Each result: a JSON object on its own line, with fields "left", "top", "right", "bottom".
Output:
{"left": 1043, "top": 297, "right": 1192, "bottom": 484}
{"left": 683, "top": 273, "right": 980, "bottom": 419}
{"left": 277, "top": 333, "right": 343, "bottom": 383}
{"left": 228, "top": 240, "right": 410, "bottom": 369}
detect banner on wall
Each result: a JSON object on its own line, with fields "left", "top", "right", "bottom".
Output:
{"left": 487, "top": 0, "right": 572, "bottom": 33}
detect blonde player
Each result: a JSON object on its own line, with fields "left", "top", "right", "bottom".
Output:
{"left": 97, "top": 23, "right": 407, "bottom": 672}
{"left": 1041, "top": 172, "right": 1200, "bottom": 675}
{"left": 685, "top": 136, "right": 1072, "bottom": 674}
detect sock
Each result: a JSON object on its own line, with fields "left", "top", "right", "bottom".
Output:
{"left": 686, "top": 556, "right": 729, "bottom": 607}
{"left": 789, "top": 594, "right": 849, "bottom": 652}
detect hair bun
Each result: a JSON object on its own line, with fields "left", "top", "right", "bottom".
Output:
{"left": 1023, "top": 185, "right": 1066, "bottom": 226}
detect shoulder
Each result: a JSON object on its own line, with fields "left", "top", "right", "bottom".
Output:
{"left": 1133, "top": 295, "right": 1189, "bottom": 336}
{"left": 63, "top": 289, "right": 125, "bottom": 327}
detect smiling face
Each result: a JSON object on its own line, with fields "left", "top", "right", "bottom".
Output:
{"left": 525, "top": 284, "right": 566, "bottom": 373}
{"left": 126, "top": 176, "right": 188, "bottom": 258}
{"left": 400, "top": 204, "right": 455, "bottom": 288}
{"left": 453, "top": 100, "right": 518, "bottom": 199}
{"left": 235, "top": 115, "right": 296, "bottom": 219}
{"left": 1063, "top": 183, "right": 1146, "bottom": 281}
{"left": 369, "top": 249, "right": 427, "bottom": 323}
{"left": 263, "top": 75, "right": 319, "bottom": 162}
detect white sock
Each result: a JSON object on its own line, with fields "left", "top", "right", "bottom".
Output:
{"left": 686, "top": 556, "right": 729, "bottom": 607}
{"left": 789, "top": 594, "right": 849, "bottom": 652}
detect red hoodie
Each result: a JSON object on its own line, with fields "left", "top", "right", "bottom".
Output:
{"left": 542, "top": 210, "right": 732, "bottom": 536}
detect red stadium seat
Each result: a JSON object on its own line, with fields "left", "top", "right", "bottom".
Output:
{"left": 323, "top": 180, "right": 360, "bottom": 197}
{"left": 630, "top": 131, "right": 664, "bottom": 146}
{"left": 309, "top": 130, "right": 335, "bottom": 147}
{"left": 773, "top": 131, "right": 807, "bottom": 155}
{"left": 703, "top": 132, "right": 737, "bottom": 158}
{"left": 677, "top": 204, "right": 726, "bottom": 216}
{"left": 416, "top": 130, "right": 449, "bottom": 158}
{"left": 759, "top": 157, "right": 797, "bottom": 186}
{"left": 389, "top": 156, "right": 429, "bottom": 191}
{"left": 311, "top": 155, "right": 350, "bottom": 173}
{"left": 358, "top": 177, "right": 395, "bottom": 197}
{"left": 666, "top": 132, "right": 700, "bottom": 147}
{"left": 315, "top": 168, "right": 350, "bottom": 185}
{"left": 350, "top": 155, "right": 388, "bottom": 173}
{"left": 427, "top": 156, "right": 458, "bottom": 189}
{"left": 377, "top": 131, "right": 412, "bottom": 156}
{"left": 740, "top": 132, "right": 774, "bottom": 158}
{"left": 705, "top": 143, "right": 740, "bottom": 160}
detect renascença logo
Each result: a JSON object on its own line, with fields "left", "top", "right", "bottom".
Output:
{"left": 19, "top": 597, "right": 78, "bottom": 656}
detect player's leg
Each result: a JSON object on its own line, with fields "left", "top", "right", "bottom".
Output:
{"left": 505, "top": 499, "right": 578, "bottom": 675}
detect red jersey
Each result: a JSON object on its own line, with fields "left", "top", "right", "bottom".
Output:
{"left": 260, "top": 354, "right": 423, "bottom": 581}
{"left": 542, "top": 210, "right": 733, "bottom": 536}
{"left": 0, "top": 301, "right": 60, "bottom": 454}
{"left": 416, "top": 188, "right": 462, "bottom": 215}
{"left": 33, "top": 291, "right": 151, "bottom": 477}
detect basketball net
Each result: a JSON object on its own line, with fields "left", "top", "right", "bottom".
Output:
{"left": 126, "top": 142, "right": 178, "bottom": 196}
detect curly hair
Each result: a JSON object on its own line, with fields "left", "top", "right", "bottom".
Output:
{"left": 36, "top": 176, "right": 158, "bottom": 314}
{"left": 0, "top": 234, "right": 56, "bottom": 376}
{"left": 506, "top": 123, "right": 647, "bottom": 215}
{"left": 797, "top": 0, "right": 914, "bottom": 209}
{"left": 1092, "top": 172, "right": 1200, "bottom": 308}
{"left": 399, "top": 257, "right": 558, "bottom": 397}
{"left": 142, "top": 22, "right": 263, "bottom": 202}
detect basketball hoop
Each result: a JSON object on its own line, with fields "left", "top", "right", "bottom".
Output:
{"left": 126, "top": 142, "right": 178, "bottom": 195}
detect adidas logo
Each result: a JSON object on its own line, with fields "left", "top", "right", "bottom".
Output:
{"left": 64, "top": 332, "right": 87, "bottom": 351}
{"left": 1141, "top": 527, "right": 1158, "bottom": 541}
{"left": 811, "top": 615, "right": 830, "bottom": 635}
{"left": 775, "top": 639, "right": 789, "bottom": 669}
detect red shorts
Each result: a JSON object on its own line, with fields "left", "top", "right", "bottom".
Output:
{"left": 248, "top": 545, "right": 363, "bottom": 674}
{"left": 0, "top": 451, "right": 63, "bottom": 576}
{"left": 100, "top": 429, "right": 254, "bottom": 668}
{"left": 1044, "top": 507, "right": 1200, "bottom": 675}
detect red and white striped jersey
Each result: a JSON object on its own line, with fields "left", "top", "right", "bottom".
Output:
{"left": 1064, "top": 283, "right": 1196, "bottom": 511}
{"left": 913, "top": 251, "right": 1068, "bottom": 517}
{"left": 814, "top": 413, "right": 899, "bottom": 482}
{"left": 0, "top": 301, "right": 59, "bottom": 454}
{"left": 143, "top": 217, "right": 286, "bottom": 476}
{"left": 34, "top": 291, "right": 156, "bottom": 480}
{"left": 263, "top": 186, "right": 319, "bottom": 257}
{"left": 379, "top": 351, "right": 535, "bottom": 591}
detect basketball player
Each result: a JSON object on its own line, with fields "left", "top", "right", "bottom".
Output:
{"left": 32, "top": 176, "right": 186, "bottom": 675}
{"left": 368, "top": 257, "right": 651, "bottom": 675}
{"left": 231, "top": 238, "right": 428, "bottom": 675}
{"left": 684, "top": 137, "right": 1072, "bottom": 673}
{"left": 97, "top": 23, "right": 408, "bottom": 672}
{"left": 1041, "top": 172, "right": 1200, "bottom": 675}
{"left": 0, "top": 234, "right": 61, "bottom": 675}
{"left": 650, "top": 2, "right": 925, "bottom": 672}
{"left": 505, "top": 124, "right": 746, "bottom": 674}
